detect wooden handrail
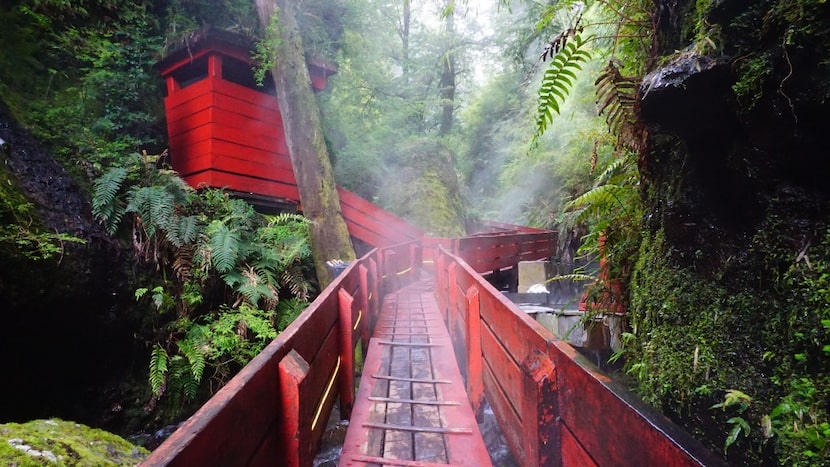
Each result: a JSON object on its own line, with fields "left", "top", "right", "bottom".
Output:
{"left": 140, "top": 241, "right": 421, "bottom": 467}
{"left": 434, "top": 246, "right": 726, "bottom": 466}
{"left": 142, "top": 229, "right": 722, "bottom": 467}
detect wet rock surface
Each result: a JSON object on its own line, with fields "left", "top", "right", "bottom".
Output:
{"left": 639, "top": 50, "right": 737, "bottom": 142}
{"left": 0, "top": 104, "right": 143, "bottom": 435}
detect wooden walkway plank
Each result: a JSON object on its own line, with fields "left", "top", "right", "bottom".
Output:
{"left": 340, "top": 280, "right": 492, "bottom": 466}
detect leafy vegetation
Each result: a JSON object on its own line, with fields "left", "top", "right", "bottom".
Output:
{"left": 2, "top": 1, "right": 829, "bottom": 464}
{"left": 528, "top": 1, "right": 830, "bottom": 464}
{"left": 0, "top": 161, "right": 85, "bottom": 260}
{"left": 534, "top": 33, "right": 592, "bottom": 143}
{"left": 92, "top": 152, "right": 314, "bottom": 409}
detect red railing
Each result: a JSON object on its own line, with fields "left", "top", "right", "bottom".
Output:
{"left": 434, "top": 245, "right": 724, "bottom": 466}
{"left": 140, "top": 242, "right": 421, "bottom": 467}
{"left": 142, "top": 228, "right": 721, "bottom": 466}
{"left": 422, "top": 231, "right": 557, "bottom": 276}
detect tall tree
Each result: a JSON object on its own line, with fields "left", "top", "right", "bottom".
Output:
{"left": 254, "top": 0, "right": 355, "bottom": 286}
{"left": 438, "top": 2, "right": 455, "bottom": 136}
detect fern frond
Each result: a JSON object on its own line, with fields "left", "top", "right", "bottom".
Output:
{"left": 127, "top": 185, "right": 177, "bottom": 240}
{"left": 566, "top": 183, "right": 630, "bottom": 221}
{"left": 206, "top": 221, "right": 240, "bottom": 274}
{"left": 538, "top": 10, "right": 583, "bottom": 59}
{"left": 236, "top": 265, "right": 275, "bottom": 306}
{"left": 544, "top": 273, "right": 596, "bottom": 284}
{"left": 534, "top": 34, "right": 592, "bottom": 142}
{"left": 276, "top": 298, "right": 308, "bottom": 331}
{"left": 593, "top": 158, "right": 627, "bottom": 187}
{"left": 92, "top": 167, "right": 128, "bottom": 235}
{"left": 266, "top": 212, "right": 310, "bottom": 226}
{"left": 281, "top": 262, "right": 312, "bottom": 301}
{"left": 149, "top": 345, "right": 169, "bottom": 397}
{"left": 168, "top": 355, "right": 199, "bottom": 402}
{"left": 595, "top": 58, "right": 645, "bottom": 151}
{"left": 177, "top": 339, "right": 206, "bottom": 384}
{"left": 177, "top": 215, "right": 200, "bottom": 245}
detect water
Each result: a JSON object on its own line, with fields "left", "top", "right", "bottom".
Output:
{"left": 313, "top": 398, "right": 517, "bottom": 466}
{"left": 478, "top": 399, "right": 518, "bottom": 466}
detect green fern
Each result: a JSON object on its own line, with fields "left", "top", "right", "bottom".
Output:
{"left": 93, "top": 156, "right": 316, "bottom": 410}
{"left": 126, "top": 185, "right": 177, "bottom": 239}
{"left": 177, "top": 215, "right": 200, "bottom": 245}
{"left": 534, "top": 33, "right": 592, "bottom": 142}
{"left": 593, "top": 157, "right": 627, "bottom": 187}
{"left": 177, "top": 338, "right": 206, "bottom": 384}
{"left": 234, "top": 266, "right": 276, "bottom": 306}
{"left": 276, "top": 298, "right": 307, "bottom": 331}
{"left": 167, "top": 355, "right": 199, "bottom": 402}
{"left": 207, "top": 220, "right": 241, "bottom": 274}
{"left": 567, "top": 184, "right": 630, "bottom": 222}
{"left": 149, "top": 345, "right": 169, "bottom": 397}
{"left": 92, "top": 166, "right": 128, "bottom": 235}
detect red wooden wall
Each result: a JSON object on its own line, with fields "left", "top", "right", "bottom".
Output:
{"left": 435, "top": 244, "right": 726, "bottom": 467}
{"left": 159, "top": 32, "right": 421, "bottom": 248}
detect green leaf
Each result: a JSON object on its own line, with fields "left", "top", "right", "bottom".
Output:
{"left": 533, "top": 33, "right": 591, "bottom": 141}
{"left": 207, "top": 221, "right": 240, "bottom": 274}
{"left": 149, "top": 345, "right": 169, "bottom": 397}
{"left": 724, "top": 423, "right": 742, "bottom": 452}
{"left": 770, "top": 402, "right": 791, "bottom": 418}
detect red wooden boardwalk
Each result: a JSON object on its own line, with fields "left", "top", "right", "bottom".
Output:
{"left": 339, "top": 279, "right": 492, "bottom": 466}
{"left": 148, "top": 31, "right": 724, "bottom": 467}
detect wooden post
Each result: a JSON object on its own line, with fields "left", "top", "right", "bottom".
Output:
{"left": 165, "top": 76, "right": 179, "bottom": 96}
{"left": 465, "top": 286, "right": 483, "bottom": 413}
{"left": 436, "top": 250, "right": 446, "bottom": 312}
{"left": 378, "top": 249, "right": 389, "bottom": 295}
{"left": 368, "top": 257, "right": 379, "bottom": 331}
{"left": 279, "top": 350, "right": 309, "bottom": 467}
{"left": 521, "top": 350, "right": 559, "bottom": 467}
{"left": 447, "top": 262, "right": 458, "bottom": 329}
{"left": 409, "top": 242, "right": 420, "bottom": 283}
{"left": 358, "top": 264, "right": 370, "bottom": 345}
{"left": 338, "top": 288, "right": 355, "bottom": 419}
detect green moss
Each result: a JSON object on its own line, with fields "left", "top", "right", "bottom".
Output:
{"left": 0, "top": 419, "right": 148, "bottom": 466}
{"left": 628, "top": 205, "right": 830, "bottom": 463}
{"left": 0, "top": 154, "right": 84, "bottom": 260}
{"left": 402, "top": 169, "right": 465, "bottom": 237}
{"left": 380, "top": 138, "right": 465, "bottom": 237}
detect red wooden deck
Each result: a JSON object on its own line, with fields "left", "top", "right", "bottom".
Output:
{"left": 340, "top": 279, "right": 491, "bottom": 466}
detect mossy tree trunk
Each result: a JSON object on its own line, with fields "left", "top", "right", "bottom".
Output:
{"left": 254, "top": 0, "right": 355, "bottom": 287}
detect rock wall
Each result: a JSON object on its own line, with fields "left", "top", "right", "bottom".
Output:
{"left": 0, "top": 103, "right": 143, "bottom": 433}
{"left": 629, "top": 0, "right": 830, "bottom": 463}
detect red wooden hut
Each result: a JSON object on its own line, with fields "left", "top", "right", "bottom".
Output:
{"left": 157, "top": 29, "right": 335, "bottom": 213}
{"left": 157, "top": 29, "right": 422, "bottom": 249}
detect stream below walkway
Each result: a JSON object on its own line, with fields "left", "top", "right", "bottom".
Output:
{"left": 313, "top": 398, "right": 516, "bottom": 466}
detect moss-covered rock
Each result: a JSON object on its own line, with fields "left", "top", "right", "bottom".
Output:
{"left": 0, "top": 419, "right": 148, "bottom": 466}
{"left": 632, "top": 1, "right": 830, "bottom": 463}
{"left": 380, "top": 137, "right": 466, "bottom": 237}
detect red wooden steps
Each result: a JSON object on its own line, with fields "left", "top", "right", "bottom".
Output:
{"left": 339, "top": 280, "right": 492, "bottom": 466}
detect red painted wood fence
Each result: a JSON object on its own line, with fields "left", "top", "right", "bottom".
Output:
{"left": 434, "top": 245, "right": 725, "bottom": 466}
{"left": 140, "top": 242, "right": 421, "bottom": 467}
{"left": 141, "top": 230, "right": 723, "bottom": 466}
